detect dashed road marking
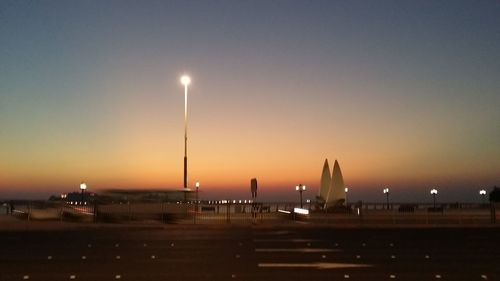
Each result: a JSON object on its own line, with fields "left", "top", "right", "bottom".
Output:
{"left": 258, "top": 262, "right": 372, "bottom": 269}
{"left": 255, "top": 248, "right": 339, "bottom": 253}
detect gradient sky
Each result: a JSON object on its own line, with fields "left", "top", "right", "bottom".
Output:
{"left": 1, "top": 1, "right": 499, "bottom": 202}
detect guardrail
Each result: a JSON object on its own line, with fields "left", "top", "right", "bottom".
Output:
{"left": 3, "top": 201, "right": 499, "bottom": 226}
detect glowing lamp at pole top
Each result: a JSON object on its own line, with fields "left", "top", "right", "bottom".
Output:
{"left": 80, "top": 183, "right": 87, "bottom": 190}
{"left": 180, "top": 75, "right": 191, "bottom": 86}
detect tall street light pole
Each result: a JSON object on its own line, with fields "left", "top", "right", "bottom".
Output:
{"left": 479, "top": 189, "right": 486, "bottom": 204}
{"left": 430, "top": 188, "right": 438, "bottom": 209}
{"left": 344, "top": 187, "right": 349, "bottom": 206}
{"left": 296, "top": 184, "right": 306, "bottom": 208}
{"left": 383, "top": 187, "right": 390, "bottom": 210}
{"left": 80, "top": 182, "right": 87, "bottom": 205}
{"left": 180, "top": 75, "right": 191, "bottom": 193}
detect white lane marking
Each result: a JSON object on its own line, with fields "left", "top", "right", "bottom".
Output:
{"left": 255, "top": 248, "right": 339, "bottom": 253}
{"left": 259, "top": 231, "right": 291, "bottom": 235}
{"left": 258, "top": 262, "right": 372, "bottom": 269}
{"left": 253, "top": 239, "right": 319, "bottom": 243}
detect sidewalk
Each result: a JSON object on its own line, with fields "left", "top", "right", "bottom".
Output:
{"left": 0, "top": 215, "right": 166, "bottom": 231}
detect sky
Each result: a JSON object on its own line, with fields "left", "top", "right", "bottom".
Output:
{"left": 1, "top": 1, "right": 499, "bottom": 202}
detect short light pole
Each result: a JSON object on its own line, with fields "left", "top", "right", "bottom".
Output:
{"left": 306, "top": 199, "right": 311, "bottom": 211}
{"left": 344, "top": 187, "right": 349, "bottom": 206}
{"left": 383, "top": 187, "right": 390, "bottom": 210}
{"left": 479, "top": 189, "right": 486, "bottom": 204}
{"left": 296, "top": 184, "right": 306, "bottom": 208}
{"left": 430, "top": 188, "right": 438, "bottom": 209}
{"left": 80, "top": 182, "right": 87, "bottom": 205}
{"left": 194, "top": 181, "right": 200, "bottom": 224}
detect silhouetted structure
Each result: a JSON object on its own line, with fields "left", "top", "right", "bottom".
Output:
{"left": 317, "top": 159, "right": 346, "bottom": 209}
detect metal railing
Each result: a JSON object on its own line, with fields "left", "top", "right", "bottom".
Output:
{"left": 2, "top": 200, "right": 499, "bottom": 226}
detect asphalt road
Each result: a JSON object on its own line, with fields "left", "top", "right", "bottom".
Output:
{"left": 1, "top": 225, "right": 499, "bottom": 280}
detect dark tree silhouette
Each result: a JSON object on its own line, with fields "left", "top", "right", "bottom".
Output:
{"left": 489, "top": 186, "right": 500, "bottom": 202}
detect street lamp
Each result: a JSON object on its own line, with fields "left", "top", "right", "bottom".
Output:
{"left": 430, "top": 188, "right": 438, "bottom": 209}
{"left": 194, "top": 181, "right": 200, "bottom": 224}
{"left": 80, "top": 182, "right": 87, "bottom": 204}
{"left": 479, "top": 189, "right": 487, "bottom": 204}
{"left": 344, "top": 187, "right": 349, "bottom": 206}
{"left": 180, "top": 75, "right": 191, "bottom": 192}
{"left": 296, "top": 184, "right": 306, "bottom": 208}
{"left": 383, "top": 187, "right": 390, "bottom": 210}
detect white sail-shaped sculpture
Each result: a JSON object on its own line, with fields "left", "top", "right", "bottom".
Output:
{"left": 325, "top": 160, "right": 346, "bottom": 207}
{"left": 318, "top": 159, "right": 331, "bottom": 203}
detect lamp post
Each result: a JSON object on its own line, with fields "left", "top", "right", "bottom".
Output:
{"left": 344, "top": 187, "right": 349, "bottom": 206}
{"left": 180, "top": 75, "right": 191, "bottom": 192}
{"left": 296, "top": 184, "right": 306, "bottom": 208}
{"left": 430, "top": 188, "right": 438, "bottom": 209}
{"left": 383, "top": 187, "right": 390, "bottom": 210}
{"left": 80, "top": 182, "right": 87, "bottom": 205}
{"left": 479, "top": 189, "right": 487, "bottom": 204}
{"left": 194, "top": 181, "right": 200, "bottom": 224}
